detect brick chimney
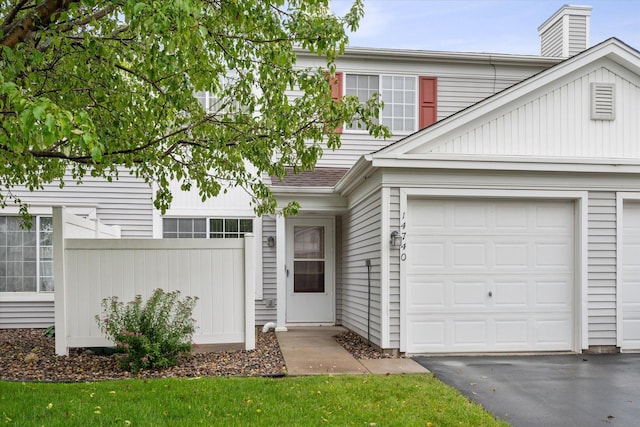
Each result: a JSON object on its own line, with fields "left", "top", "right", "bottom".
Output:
{"left": 538, "top": 5, "right": 592, "bottom": 58}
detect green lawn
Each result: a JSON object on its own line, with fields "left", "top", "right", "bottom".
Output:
{"left": 0, "top": 374, "right": 507, "bottom": 426}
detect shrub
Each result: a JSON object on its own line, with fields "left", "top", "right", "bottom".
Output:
{"left": 96, "top": 289, "right": 198, "bottom": 372}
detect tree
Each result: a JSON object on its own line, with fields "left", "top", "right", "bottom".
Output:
{"left": 0, "top": 0, "right": 387, "bottom": 217}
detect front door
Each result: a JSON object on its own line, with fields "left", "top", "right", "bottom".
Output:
{"left": 286, "top": 218, "right": 334, "bottom": 323}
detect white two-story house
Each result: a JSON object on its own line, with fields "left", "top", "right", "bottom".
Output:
{"left": 5, "top": 5, "right": 640, "bottom": 354}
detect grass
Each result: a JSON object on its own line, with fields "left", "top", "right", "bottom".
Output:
{"left": 0, "top": 374, "right": 507, "bottom": 426}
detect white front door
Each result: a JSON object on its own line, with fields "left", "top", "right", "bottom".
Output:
{"left": 286, "top": 218, "right": 334, "bottom": 323}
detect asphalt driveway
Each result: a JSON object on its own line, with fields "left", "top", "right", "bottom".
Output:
{"left": 414, "top": 354, "right": 640, "bottom": 426}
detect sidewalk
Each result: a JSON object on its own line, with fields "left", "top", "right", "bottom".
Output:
{"left": 276, "top": 326, "right": 429, "bottom": 376}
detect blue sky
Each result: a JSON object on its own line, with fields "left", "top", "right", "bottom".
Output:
{"left": 330, "top": 0, "right": 640, "bottom": 55}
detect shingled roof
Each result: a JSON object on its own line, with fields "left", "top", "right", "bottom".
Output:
{"left": 270, "top": 167, "right": 349, "bottom": 188}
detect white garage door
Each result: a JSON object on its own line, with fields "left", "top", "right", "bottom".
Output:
{"left": 404, "top": 198, "right": 575, "bottom": 353}
{"left": 621, "top": 202, "right": 640, "bottom": 350}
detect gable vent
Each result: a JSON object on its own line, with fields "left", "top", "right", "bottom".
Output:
{"left": 591, "top": 83, "right": 615, "bottom": 120}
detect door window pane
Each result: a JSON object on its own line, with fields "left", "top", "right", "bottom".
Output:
{"left": 293, "top": 261, "right": 325, "bottom": 293}
{"left": 294, "top": 226, "right": 324, "bottom": 259}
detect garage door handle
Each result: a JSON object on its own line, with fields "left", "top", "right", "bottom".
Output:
{"left": 488, "top": 291, "right": 493, "bottom": 297}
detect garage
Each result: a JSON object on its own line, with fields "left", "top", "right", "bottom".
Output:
{"left": 621, "top": 201, "right": 640, "bottom": 350}
{"left": 403, "top": 198, "right": 575, "bottom": 353}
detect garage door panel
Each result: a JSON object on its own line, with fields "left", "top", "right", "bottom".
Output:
{"left": 536, "top": 280, "right": 573, "bottom": 305}
{"left": 495, "top": 205, "right": 528, "bottom": 229}
{"left": 452, "top": 243, "right": 487, "bottom": 266}
{"left": 453, "top": 321, "right": 487, "bottom": 345}
{"left": 407, "top": 281, "right": 445, "bottom": 308}
{"left": 453, "top": 203, "right": 488, "bottom": 228}
{"left": 409, "top": 242, "right": 445, "bottom": 267}
{"left": 536, "top": 243, "right": 573, "bottom": 267}
{"left": 495, "top": 320, "right": 529, "bottom": 344}
{"left": 453, "top": 282, "right": 487, "bottom": 306}
{"left": 536, "top": 318, "right": 573, "bottom": 344}
{"left": 494, "top": 281, "right": 527, "bottom": 305}
{"left": 405, "top": 198, "right": 575, "bottom": 353}
{"left": 621, "top": 202, "right": 640, "bottom": 350}
{"left": 495, "top": 243, "right": 528, "bottom": 267}
{"left": 535, "top": 205, "right": 573, "bottom": 229}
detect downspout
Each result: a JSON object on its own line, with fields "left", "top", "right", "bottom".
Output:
{"left": 365, "top": 258, "right": 372, "bottom": 347}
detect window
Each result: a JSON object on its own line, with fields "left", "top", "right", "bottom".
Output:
{"left": 163, "top": 217, "right": 253, "bottom": 239}
{"left": 0, "top": 216, "right": 53, "bottom": 293}
{"left": 345, "top": 74, "right": 416, "bottom": 133}
{"left": 209, "top": 218, "right": 253, "bottom": 238}
{"left": 341, "top": 73, "right": 437, "bottom": 133}
{"left": 381, "top": 76, "right": 416, "bottom": 133}
{"left": 162, "top": 218, "right": 206, "bottom": 239}
{"left": 345, "top": 74, "right": 381, "bottom": 130}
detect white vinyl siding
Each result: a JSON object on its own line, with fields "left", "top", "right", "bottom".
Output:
{"left": 316, "top": 72, "right": 551, "bottom": 167}
{"left": 540, "top": 18, "right": 564, "bottom": 58}
{"left": 0, "top": 171, "right": 153, "bottom": 328}
{"left": 437, "top": 76, "right": 523, "bottom": 120}
{"left": 0, "top": 299, "right": 54, "bottom": 328}
{"left": 339, "top": 192, "right": 382, "bottom": 346}
{"left": 256, "top": 216, "right": 277, "bottom": 324}
{"left": 567, "top": 14, "right": 589, "bottom": 56}
{"left": 389, "top": 187, "right": 401, "bottom": 348}
{"left": 422, "top": 67, "right": 640, "bottom": 159}
{"left": 9, "top": 172, "right": 153, "bottom": 238}
{"left": 588, "top": 192, "right": 617, "bottom": 346}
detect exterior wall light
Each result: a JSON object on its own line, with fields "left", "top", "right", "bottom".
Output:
{"left": 267, "top": 236, "right": 276, "bottom": 247}
{"left": 390, "top": 230, "right": 402, "bottom": 247}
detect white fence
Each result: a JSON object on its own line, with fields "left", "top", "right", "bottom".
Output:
{"left": 53, "top": 207, "right": 255, "bottom": 355}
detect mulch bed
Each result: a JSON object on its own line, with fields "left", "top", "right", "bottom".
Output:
{"left": 0, "top": 328, "right": 398, "bottom": 382}
{"left": 334, "top": 330, "right": 402, "bottom": 360}
{"left": 0, "top": 328, "right": 286, "bottom": 383}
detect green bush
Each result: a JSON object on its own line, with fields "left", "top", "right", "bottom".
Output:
{"left": 96, "top": 289, "right": 198, "bottom": 372}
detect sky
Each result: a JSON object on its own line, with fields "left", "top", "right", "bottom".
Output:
{"left": 330, "top": 0, "right": 640, "bottom": 55}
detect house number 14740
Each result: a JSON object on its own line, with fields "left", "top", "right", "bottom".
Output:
{"left": 400, "top": 211, "right": 407, "bottom": 262}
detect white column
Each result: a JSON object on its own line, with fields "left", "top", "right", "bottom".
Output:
{"left": 244, "top": 233, "right": 256, "bottom": 350}
{"left": 53, "top": 206, "right": 68, "bottom": 356}
{"left": 275, "top": 212, "right": 288, "bottom": 331}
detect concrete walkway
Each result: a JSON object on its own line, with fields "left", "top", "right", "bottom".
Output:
{"left": 276, "top": 326, "right": 428, "bottom": 376}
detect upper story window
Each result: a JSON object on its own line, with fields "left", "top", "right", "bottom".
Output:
{"left": 0, "top": 216, "right": 53, "bottom": 293}
{"left": 163, "top": 217, "right": 253, "bottom": 239}
{"left": 335, "top": 73, "right": 437, "bottom": 134}
{"left": 194, "top": 91, "right": 243, "bottom": 116}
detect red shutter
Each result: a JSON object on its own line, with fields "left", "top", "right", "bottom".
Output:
{"left": 329, "top": 72, "right": 343, "bottom": 133}
{"left": 419, "top": 76, "right": 437, "bottom": 129}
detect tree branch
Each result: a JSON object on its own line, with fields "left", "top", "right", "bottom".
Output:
{"left": 2, "top": 0, "right": 32, "bottom": 29}
{"left": 57, "top": 3, "right": 120, "bottom": 33}
{"left": 1, "top": 0, "right": 80, "bottom": 49}
{"left": 114, "top": 63, "right": 166, "bottom": 95}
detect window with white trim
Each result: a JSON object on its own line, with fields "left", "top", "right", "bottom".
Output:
{"left": 345, "top": 74, "right": 417, "bottom": 134}
{"left": 0, "top": 216, "right": 53, "bottom": 293}
{"left": 163, "top": 217, "right": 253, "bottom": 239}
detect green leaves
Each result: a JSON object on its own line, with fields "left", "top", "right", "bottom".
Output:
{"left": 0, "top": 0, "right": 385, "bottom": 215}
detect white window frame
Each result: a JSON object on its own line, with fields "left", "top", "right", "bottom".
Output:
{"left": 0, "top": 215, "right": 53, "bottom": 294}
{"left": 162, "top": 217, "right": 254, "bottom": 239}
{"left": 344, "top": 73, "right": 418, "bottom": 135}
